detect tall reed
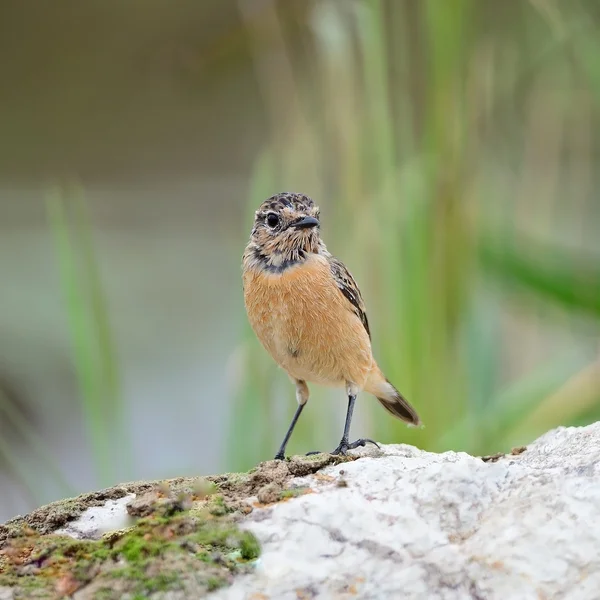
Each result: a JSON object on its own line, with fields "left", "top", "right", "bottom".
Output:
{"left": 229, "top": 0, "right": 600, "bottom": 469}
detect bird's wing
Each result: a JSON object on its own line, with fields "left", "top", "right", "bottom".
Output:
{"left": 328, "top": 256, "right": 371, "bottom": 339}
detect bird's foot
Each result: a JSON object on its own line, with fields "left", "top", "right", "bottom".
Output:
{"left": 274, "top": 452, "right": 285, "bottom": 460}
{"left": 331, "top": 438, "right": 380, "bottom": 456}
{"left": 305, "top": 438, "right": 380, "bottom": 457}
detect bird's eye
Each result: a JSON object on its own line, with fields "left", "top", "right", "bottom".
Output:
{"left": 266, "top": 213, "right": 279, "bottom": 228}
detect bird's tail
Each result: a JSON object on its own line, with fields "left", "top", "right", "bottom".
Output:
{"left": 365, "top": 367, "right": 421, "bottom": 426}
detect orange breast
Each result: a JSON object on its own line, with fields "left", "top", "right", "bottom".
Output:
{"left": 243, "top": 254, "right": 374, "bottom": 388}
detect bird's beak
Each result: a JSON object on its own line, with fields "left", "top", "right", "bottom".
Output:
{"left": 292, "top": 216, "right": 320, "bottom": 229}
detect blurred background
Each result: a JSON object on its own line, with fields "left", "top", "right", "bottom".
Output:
{"left": 1, "top": 0, "right": 599, "bottom": 522}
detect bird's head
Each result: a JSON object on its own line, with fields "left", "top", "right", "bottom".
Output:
{"left": 247, "top": 192, "right": 322, "bottom": 269}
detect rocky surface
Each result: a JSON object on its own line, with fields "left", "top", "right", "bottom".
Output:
{"left": 222, "top": 424, "right": 600, "bottom": 600}
{"left": 2, "top": 424, "right": 600, "bottom": 599}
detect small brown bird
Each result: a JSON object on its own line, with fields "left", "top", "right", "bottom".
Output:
{"left": 242, "top": 192, "right": 420, "bottom": 459}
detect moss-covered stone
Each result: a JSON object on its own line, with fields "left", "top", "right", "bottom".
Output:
{"left": 279, "top": 487, "right": 311, "bottom": 500}
{"left": 239, "top": 531, "right": 260, "bottom": 561}
{"left": 207, "top": 494, "right": 234, "bottom": 517}
{"left": 0, "top": 500, "right": 260, "bottom": 599}
{"left": 0, "top": 482, "right": 159, "bottom": 545}
{"left": 1, "top": 452, "right": 355, "bottom": 598}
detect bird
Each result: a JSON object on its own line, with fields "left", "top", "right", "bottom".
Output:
{"left": 242, "top": 192, "right": 420, "bottom": 460}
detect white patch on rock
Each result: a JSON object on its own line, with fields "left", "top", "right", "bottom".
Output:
{"left": 214, "top": 423, "right": 600, "bottom": 600}
{"left": 56, "top": 494, "right": 136, "bottom": 540}
{"left": 0, "top": 587, "right": 14, "bottom": 600}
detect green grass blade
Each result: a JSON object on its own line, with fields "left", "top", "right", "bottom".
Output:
{"left": 46, "top": 185, "right": 125, "bottom": 487}
{"left": 480, "top": 235, "right": 600, "bottom": 318}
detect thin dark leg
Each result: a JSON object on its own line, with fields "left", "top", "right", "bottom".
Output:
{"left": 339, "top": 394, "right": 356, "bottom": 444}
{"left": 274, "top": 403, "right": 306, "bottom": 460}
{"left": 331, "top": 395, "right": 379, "bottom": 456}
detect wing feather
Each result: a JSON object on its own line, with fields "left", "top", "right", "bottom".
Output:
{"left": 328, "top": 256, "right": 371, "bottom": 339}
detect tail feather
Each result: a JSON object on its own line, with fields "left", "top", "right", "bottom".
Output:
{"left": 365, "top": 369, "right": 421, "bottom": 426}
{"left": 376, "top": 384, "right": 420, "bottom": 425}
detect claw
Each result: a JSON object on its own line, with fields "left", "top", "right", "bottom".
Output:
{"left": 331, "top": 438, "right": 380, "bottom": 456}
{"left": 348, "top": 438, "right": 380, "bottom": 450}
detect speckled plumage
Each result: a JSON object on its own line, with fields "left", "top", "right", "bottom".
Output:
{"left": 242, "top": 192, "right": 420, "bottom": 458}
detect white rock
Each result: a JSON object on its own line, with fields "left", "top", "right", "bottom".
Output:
{"left": 55, "top": 494, "right": 135, "bottom": 540}
{"left": 0, "top": 587, "right": 14, "bottom": 600}
{"left": 215, "top": 423, "right": 600, "bottom": 600}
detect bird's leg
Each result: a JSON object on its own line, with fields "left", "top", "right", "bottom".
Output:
{"left": 274, "top": 379, "right": 308, "bottom": 460}
{"left": 331, "top": 386, "right": 379, "bottom": 456}
{"left": 307, "top": 385, "right": 380, "bottom": 457}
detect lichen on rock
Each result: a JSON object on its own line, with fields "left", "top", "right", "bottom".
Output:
{"left": 0, "top": 490, "right": 259, "bottom": 599}
{"left": 0, "top": 452, "right": 348, "bottom": 599}
{"left": 8, "top": 425, "right": 600, "bottom": 599}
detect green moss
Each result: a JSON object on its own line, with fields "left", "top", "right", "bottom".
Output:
{"left": 1, "top": 457, "right": 344, "bottom": 597}
{"left": 239, "top": 531, "right": 260, "bottom": 560}
{"left": 108, "top": 565, "right": 179, "bottom": 596}
{"left": 115, "top": 531, "right": 163, "bottom": 562}
{"left": 94, "top": 590, "right": 118, "bottom": 600}
{"left": 0, "top": 505, "right": 260, "bottom": 599}
{"left": 207, "top": 575, "right": 227, "bottom": 591}
{"left": 279, "top": 487, "right": 310, "bottom": 499}
{"left": 208, "top": 494, "right": 234, "bottom": 517}
{"left": 193, "top": 478, "right": 218, "bottom": 498}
